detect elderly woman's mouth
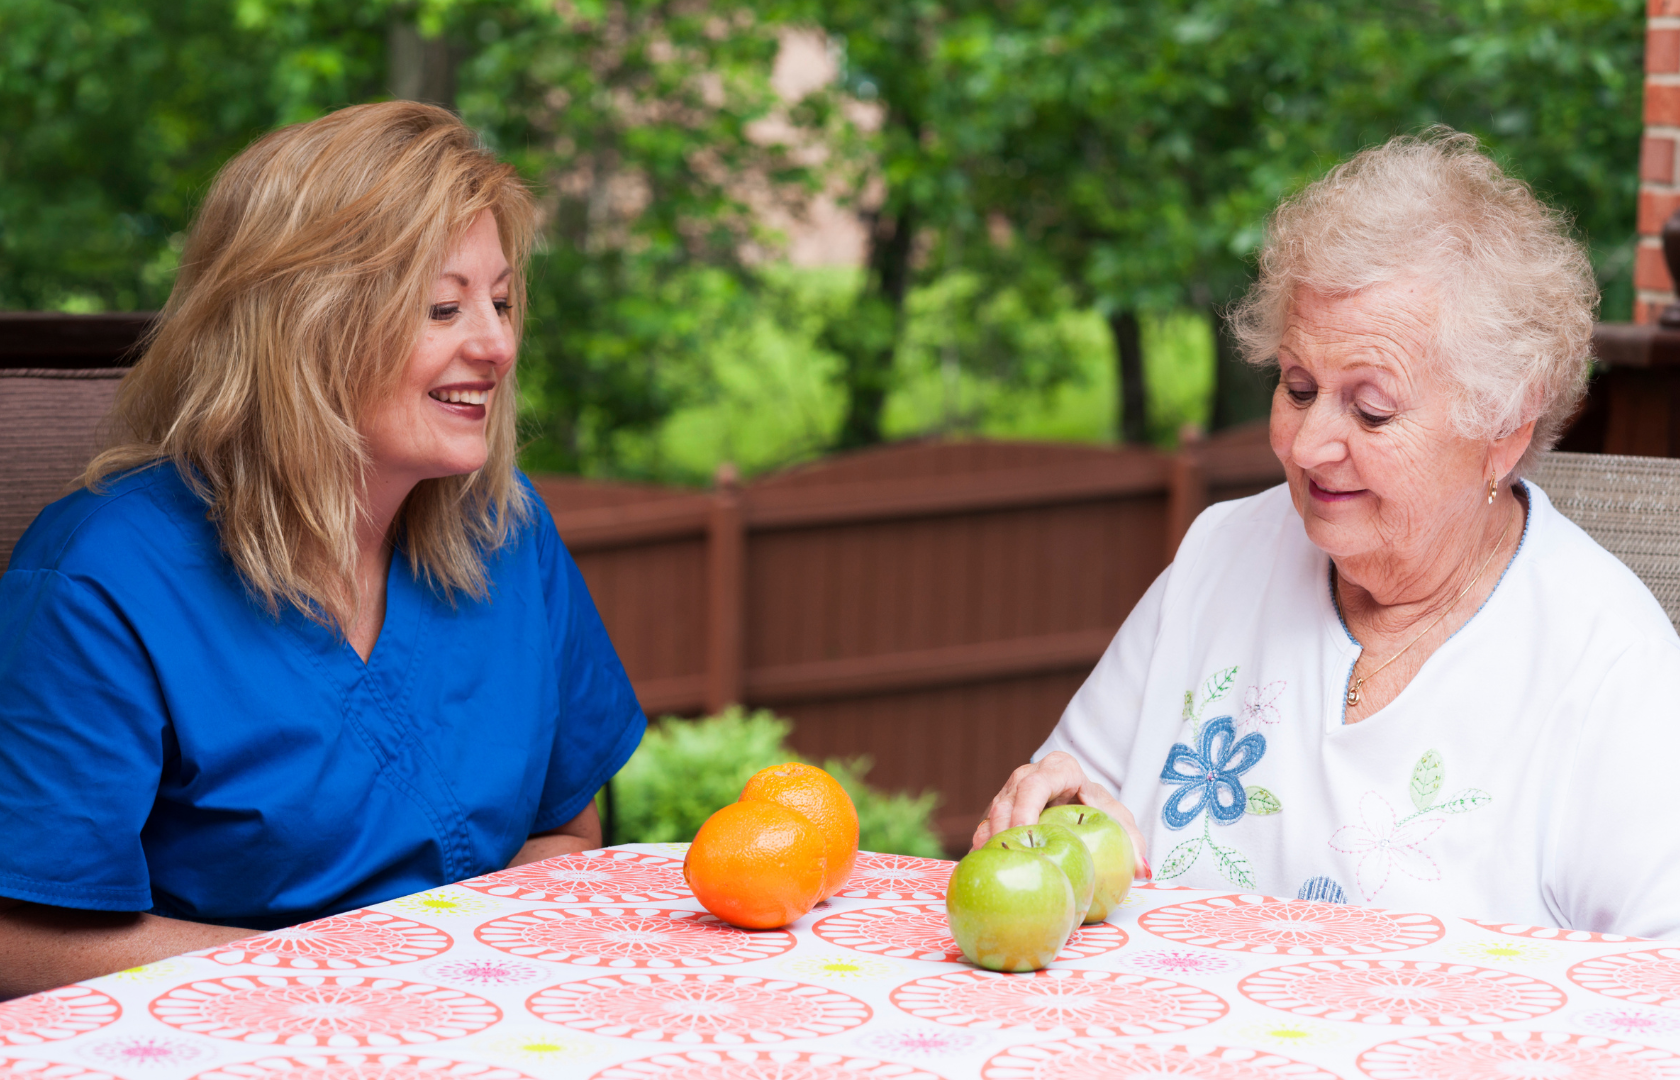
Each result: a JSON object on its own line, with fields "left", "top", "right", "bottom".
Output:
{"left": 1308, "top": 479, "right": 1365, "bottom": 502}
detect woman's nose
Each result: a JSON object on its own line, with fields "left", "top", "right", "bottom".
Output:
{"left": 1288, "top": 397, "right": 1348, "bottom": 471}
{"left": 460, "top": 301, "right": 515, "bottom": 369}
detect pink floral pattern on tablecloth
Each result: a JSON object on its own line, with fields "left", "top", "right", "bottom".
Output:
{"left": 457, "top": 851, "right": 689, "bottom": 904}
{"left": 833, "top": 855, "right": 954, "bottom": 901}
{"left": 980, "top": 1039, "right": 1343, "bottom": 1079}
{"left": 1117, "top": 950, "right": 1244, "bottom": 977}
{"left": 888, "top": 969, "right": 1227, "bottom": 1037}
{"left": 184, "top": 1053, "right": 546, "bottom": 1080}
{"left": 148, "top": 977, "right": 500, "bottom": 1047}
{"left": 811, "top": 905, "right": 1125, "bottom": 965}
{"left": 419, "top": 961, "right": 547, "bottom": 989}
{"left": 474, "top": 908, "right": 794, "bottom": 968}
{"left": 1139, "top": 894, "right": 1444, "bottom": 955}
{"left": 208, "top": 912, "right": 452, "bottom": 970}
{"left": 1463, "top": 918, "right": 1644, "bottom": 944}
{"left": 1568, "top": 949, "right": 1680, "bottom": 1008}
{"left": 0, "top": 988, "right": 121, "bottom": 1047}
{"left": 0, "top": 1060, "right": 122, "bottom": 1080}
{"left": 587, "top": 1049, "right": 945, "bottom": 1080}
{"left": 1577, "top": 1007, "right": 1680, "bottom": 1037}
{"left": 526, "top": 974, "right": 871, "bottom": 1044}
{"left": 1356, "top": 1030, "right": 1680, "bottom": 1079}
{"left": 81, "top": 1036, "right": 213, "bottom": 1069}
{"left": 1238, "top": 959, "right": 1566, "bottom": 1026}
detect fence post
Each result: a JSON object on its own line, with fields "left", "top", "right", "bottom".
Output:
{"left": 704, "top": 462, "right": 745, "bottom": 714}
{"left": 1166, "top": 443, "right": 1208, "bottom": 558}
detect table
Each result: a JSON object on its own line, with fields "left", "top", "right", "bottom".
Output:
{"left": 8, "top": 843, "right": 1680, "bottom": 1079}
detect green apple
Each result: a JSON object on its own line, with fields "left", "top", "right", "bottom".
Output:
{"left": 1039, "top": 804, "right": 1135, "bottom": 922}
{"left": 945, "top": 847, "right": 1075, "bottom": 972}
{"left": 984, "top": 823, "right": 1095, "bottom": 929}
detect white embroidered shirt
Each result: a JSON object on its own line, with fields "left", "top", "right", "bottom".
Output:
{"left": 1037, "top": 480, "right": 1680, "bottom": 937}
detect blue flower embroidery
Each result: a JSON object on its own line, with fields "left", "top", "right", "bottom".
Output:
{"left": 1159, "top": 716, "right": 1266, "bottom": 830}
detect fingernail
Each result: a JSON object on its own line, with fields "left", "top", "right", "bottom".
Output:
{"left": 1139, "top": 857, "right": 1153, "bottom": 881}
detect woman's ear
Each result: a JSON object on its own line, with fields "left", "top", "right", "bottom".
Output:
{"left": 1490, "top": 418, "right": 1537, "bottom": 482}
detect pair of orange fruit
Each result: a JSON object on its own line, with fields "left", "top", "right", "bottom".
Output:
{"left": 683, "top": 762, "right": 858, "bottom": 929}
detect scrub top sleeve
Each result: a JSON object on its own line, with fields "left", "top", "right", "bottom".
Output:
{"left": 1543, "top": 639, "right": 1680, "bottom": 939}
{"left": 0, "top": 569, "right": 165, "bottom": 910}
{"left": 531, "top": 514, "right": 647, "bottom": 835}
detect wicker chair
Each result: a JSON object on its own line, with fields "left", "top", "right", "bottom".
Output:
{"left": 1528, "top": 450, "right": 1680, "bottom": 631}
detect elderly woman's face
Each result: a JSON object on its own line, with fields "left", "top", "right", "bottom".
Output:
{"left": 362, "top": 210, "right": 515, "bottom": 488}
{"left": 1269, "top": 282, "right": 1496, "bottom": 565}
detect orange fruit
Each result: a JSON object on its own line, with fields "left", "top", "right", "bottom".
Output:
{"left": 684, "top": 799, "right": 828, "bottom": 929}
{"left": 739, "top": 762, "right": 858, "bottom": 900}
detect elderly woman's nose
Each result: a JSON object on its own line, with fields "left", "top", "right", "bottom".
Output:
{"left": 1287, "top": 398, "right": 1349, "bottom": 470}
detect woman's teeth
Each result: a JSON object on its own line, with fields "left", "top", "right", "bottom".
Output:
{"left": 431, "top": 389, "right": 488, "bottom": 405}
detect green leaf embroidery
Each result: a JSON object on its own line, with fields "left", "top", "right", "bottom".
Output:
{"left": 1207, "top": 838, "right": 1257, "bottom": 889}
{"left": 1410, "top": 749, "right": 1444, "bottom": 812}
{"left": 1245, "top": 785, "right": 1282, "bottom": 815}
{"left": 1200, "top": 666, "right": 1239, "bottom": 709}
{"left": 1437, "top": 789, "right": 1492, "bottom": 815}
{"left": 1156, "top": 834, "right": 1203, "bottom": 880}
{"left": 1182, "top": 690, "right": 1195, "bottom": 722}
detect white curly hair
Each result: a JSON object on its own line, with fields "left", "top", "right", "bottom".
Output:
{"left": 1227, "top": 129, "right": 1598, "bottom": 476}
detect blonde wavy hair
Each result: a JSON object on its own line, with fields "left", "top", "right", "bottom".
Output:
{"left": 84, "top": 100, "right": 537, "bottom": 630}
{"left": 1228, "top": 129, "right": 1597, "bottom": 476}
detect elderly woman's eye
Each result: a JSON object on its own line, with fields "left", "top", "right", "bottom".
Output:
{"left": 1356, "top": 407, "right": 1393, "bottom": 427}
{"left": 1286, "top": 387, "right": 1315, "bottom": 405}
{"left": 429, "top": 304, "right": 459, "bottom": 321}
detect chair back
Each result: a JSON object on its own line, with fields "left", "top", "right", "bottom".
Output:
{"left": 1528, "top": 450, "right": 1680, "bottom": 631}
{"left": 0, "top": 368, "right": 128, "bottom": 571}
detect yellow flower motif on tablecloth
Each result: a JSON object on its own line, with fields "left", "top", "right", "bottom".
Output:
{"left": 650, "top": 842, "right": 691, "bottom": 856}
{"left": 388, "top": 888, "right": 496, "bottom": 918}
{"left": 108, "top": 958, "right": 191, "bottom": 983}
{"left": 1119, "top": 890, "right": 1147, "bottom": 908}
{"left": 782, "top": 953, "right": 900, "bottom": 981}
{"left": 477, "top": 1029, "right": 601, "bottom": 1063}
{"left": 1234, "top": 1018, "right": 1344, "bottom": 1048}
{"left": 1447, "top": 938, "right": 1558, "bottom": 964}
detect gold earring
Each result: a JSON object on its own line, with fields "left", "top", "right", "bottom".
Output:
{"left": 1487, "top": 477, "right": 1497, "bottom": 505}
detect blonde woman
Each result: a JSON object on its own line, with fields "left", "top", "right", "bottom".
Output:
{"left": 0, "top": 102, "right": 644, "bottom": 996}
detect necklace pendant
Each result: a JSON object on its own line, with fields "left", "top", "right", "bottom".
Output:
{"left": 1346, "top": 686, "right": 1361, "bottom": 708}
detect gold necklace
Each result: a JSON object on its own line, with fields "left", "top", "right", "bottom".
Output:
{"left": 1341, "top": 511, "right": 1514, "bottom": 709}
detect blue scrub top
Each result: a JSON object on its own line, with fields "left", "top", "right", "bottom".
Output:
{"left": 0, "top": 464, "right": 645, "bottom": 931}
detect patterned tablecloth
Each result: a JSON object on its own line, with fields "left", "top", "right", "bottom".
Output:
{"left": 8, "top": 843, "right": 1680, "bottom": 1080}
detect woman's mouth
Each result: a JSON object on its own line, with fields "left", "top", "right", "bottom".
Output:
{"left": 428, "top": 384, "right": 491, "bottom": 419}
{"left": 1308, "top": 478, "right": 1364, "bottom": 502}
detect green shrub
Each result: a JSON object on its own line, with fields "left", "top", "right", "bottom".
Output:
{"left": 609, "top": 707, "right": 944, "bottom": 858}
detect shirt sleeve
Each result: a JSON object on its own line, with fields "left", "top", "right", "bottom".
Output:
{"left": 529, "top": 503, "right": 647, "bottom": 835}
{"left": 1033, "top": 561, "right": 1171, "bottom": 799}
{"left": 1544, "top": 638, "right": 1680, "bottom": 938}
{"left": 0, "top": 568, "right": 165, "bottom": 910}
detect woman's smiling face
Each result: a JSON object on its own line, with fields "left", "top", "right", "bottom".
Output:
{"left": 361, "top": 210, "right": 515, "bottom": 491}
{"left": 1268, "top": 280, "right": 1496, "bottom": 567}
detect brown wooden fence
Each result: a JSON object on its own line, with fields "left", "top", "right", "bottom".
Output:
{"left": 535, "top": 423, "right": 1284, "bottom": 850}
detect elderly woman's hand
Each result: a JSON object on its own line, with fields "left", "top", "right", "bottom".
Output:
{"left": 972, "top": 751, "right": 1149, "bottom": 876}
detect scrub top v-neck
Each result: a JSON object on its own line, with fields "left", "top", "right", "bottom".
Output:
{"left": 0, "top": 464, "right": 644, "bottom": 930}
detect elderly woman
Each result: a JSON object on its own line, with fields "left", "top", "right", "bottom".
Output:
{"left": 0, "top": 102, "right": 643, "bottom": 996}
{"left": 978, "top": 131, "right": 1680, "bottom": 937}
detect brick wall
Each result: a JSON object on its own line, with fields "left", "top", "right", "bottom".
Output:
{"left": 1640, "top": 2, "right": 1680, "bottom": 322}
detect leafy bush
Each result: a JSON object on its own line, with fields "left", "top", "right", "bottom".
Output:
{"left": 609, "top": 707, "right": 944, "bottom": 858}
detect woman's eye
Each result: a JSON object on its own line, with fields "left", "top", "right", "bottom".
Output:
{"left": 493, "top": 299, "right": 511, "bottom": 317}
{"left": 429, "top": 304, "right": 459, "bottom": 321}
{"left": 1356, "top": 407, "right": 1394, "bottom": 427}
{"left": 1286, "top": 387, "right": 1315, "bottom": 405}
